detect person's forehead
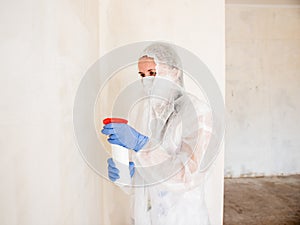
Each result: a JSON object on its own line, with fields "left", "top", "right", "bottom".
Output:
{"left": 138, "top": 57, "right": 156, "bottom": 68}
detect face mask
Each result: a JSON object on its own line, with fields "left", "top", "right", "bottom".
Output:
{"left": 142, "top": 76, "right": 182, "bottom": 101}
{"left": 139, "top": 75, "right": 183, "bottom": 150}
{"left": 141, "top": 76, "right": 155, "bottom": 96}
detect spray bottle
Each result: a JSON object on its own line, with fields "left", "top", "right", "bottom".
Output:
{"left": 103, "top": 118, "right": 131, "bottom": 185}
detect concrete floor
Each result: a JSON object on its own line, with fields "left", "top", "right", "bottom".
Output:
{"left": 224, "top": 175, "right": 300, "bottom": 225}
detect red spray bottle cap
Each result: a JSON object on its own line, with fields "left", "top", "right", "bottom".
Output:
{"left": 103, "top": 118, "right": 128, "bottom": 125}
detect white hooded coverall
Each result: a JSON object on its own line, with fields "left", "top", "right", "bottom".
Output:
{"left": 121, "top": 42, "right": 214, "bottom": 225}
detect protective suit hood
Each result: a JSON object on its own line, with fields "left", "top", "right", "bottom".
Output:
{"left": 139, "top": 42, "right": 184, "bottom": 88}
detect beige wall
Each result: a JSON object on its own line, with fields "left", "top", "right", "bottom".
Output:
{"left": 0, "top": 0, "right": 225, "bottom": 224}
{"left": 0, "top": 0, "right": 102, "bottom": 224}
{"left": 225, "top": 1, "right": 300, "bottom": 177}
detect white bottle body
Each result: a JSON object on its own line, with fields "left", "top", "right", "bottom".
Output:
{"left": 111, "top": 144, "right": 131, "bottom": 185}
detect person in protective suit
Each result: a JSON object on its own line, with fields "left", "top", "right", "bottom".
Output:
{"left": 102, "top": 42, "right": 213, "bottom": 225}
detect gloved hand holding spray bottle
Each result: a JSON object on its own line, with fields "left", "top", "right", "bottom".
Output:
{"left": 102, "top": 118, "right": 149, "bottom": 185}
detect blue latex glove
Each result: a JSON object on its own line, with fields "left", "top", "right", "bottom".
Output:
{"left": 102, "top": 123, "right": 149, "bottom": 152}
{"left": 107, "top": 158, "right": 135, "bottom": 182}
{"left": 129, "top": 161, "right": 135, "bottom": 177}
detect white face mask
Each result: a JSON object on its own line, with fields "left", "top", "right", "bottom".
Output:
{"left": 141, "top": 76, "right": 183, "bottom": 140}
{"left": 140, "top": 76, "right": 175, "bottom": 149}
{"left": 141, "top": 76, "right": 183, "bottom": 102}
{"left": 141, "top": 76, "right": 155, "bottom": 96}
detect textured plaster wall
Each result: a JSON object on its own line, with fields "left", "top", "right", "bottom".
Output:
{"left": 0, "top": 0, "right": 226, "bottom": 224}
{"left": 0, "top": 0, "right": 102, "bottom": 224}
{"left": 225, "top": 2, "right": 300, "bottom": 177}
